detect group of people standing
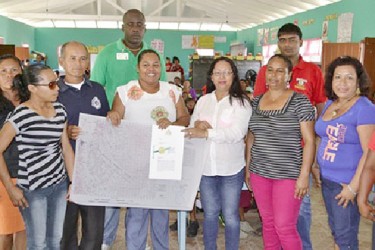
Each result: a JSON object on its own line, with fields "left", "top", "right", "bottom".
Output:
{"left": 0, "top": 8, "right": 374, "bottom": 250}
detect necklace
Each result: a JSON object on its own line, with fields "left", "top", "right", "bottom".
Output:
{"left": 331, "top": 95, "right": 356, "bottom": 117}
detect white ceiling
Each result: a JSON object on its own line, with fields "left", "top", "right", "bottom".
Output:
{"left": 0, "top": 0, "right": 342, "bottom": 31}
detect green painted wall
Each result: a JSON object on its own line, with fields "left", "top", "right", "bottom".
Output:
{"left": 2, "top": 0, "right": 375, "bottom": 70}
{"left": 35, "top": 28, "right": 236, "bottom": 74}
{"left": 0, "top": 15, "right": 35, "bottom": 49}
{"left": 237, "top": 0, "right": 375, "bottom": 54}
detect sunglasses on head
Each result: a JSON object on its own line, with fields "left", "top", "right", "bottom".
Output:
{"left": 34, "top": 80, "right": 58, "bottom": 90}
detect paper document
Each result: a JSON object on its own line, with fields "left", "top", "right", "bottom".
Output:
{"left": 149, "top": 125, "right": 184, "bottom": 180}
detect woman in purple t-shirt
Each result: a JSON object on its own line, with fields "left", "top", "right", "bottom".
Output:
{"left": 315, "top": 56, "right": 375, "bottom": 249}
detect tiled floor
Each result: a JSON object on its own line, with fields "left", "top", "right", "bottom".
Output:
{"left": 109, "top": 185, "right": 372, "bottom": 249}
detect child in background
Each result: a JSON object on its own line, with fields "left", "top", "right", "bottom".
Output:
{"left": 185, "top": 98, "right": 196, "bottom": 115}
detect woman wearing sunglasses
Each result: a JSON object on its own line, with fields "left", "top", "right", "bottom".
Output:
{"left": 0, "top": 64, "right": 74, "bottom": 250}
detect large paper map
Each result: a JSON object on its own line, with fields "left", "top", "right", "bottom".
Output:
{"left": 70, "top": 113, "right": 207, "bottom": 210}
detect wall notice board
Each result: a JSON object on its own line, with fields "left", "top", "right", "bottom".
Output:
{"left": 191, "top": 57, "right": 261, "bottom": 89}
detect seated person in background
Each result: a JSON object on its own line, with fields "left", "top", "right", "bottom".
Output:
{"left": 183, "top": 80, "right": 197, "bottom": 101}
{"left": 240, "top": 79, "right": 253, "bottom": 101}
{"left": 171, "top": 56, "right": 185, "bottom": 82}
{"left": 173, "top": 76, "right": 183, "bottom": 89}
{"left": 165, "top": 57, "right": 172, "bottom": 72}
{"left": 185, "top": 98, "right": 196, "bottom": 115}
{"left": 182, "top": 91, "right": 189, "bottom": 101}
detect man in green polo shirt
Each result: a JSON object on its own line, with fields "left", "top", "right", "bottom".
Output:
{"left": 90, "top": 9, "right": 166, "bottom": 249}
{"left": 91, "top": 9, "right": 166, "bottom": 107}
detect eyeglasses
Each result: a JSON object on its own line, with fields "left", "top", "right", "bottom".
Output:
{"left": 212, "top": 71, "right": 233, "bottom": 77}
{"left": 34, "top": 80, "right": 59, "bottom": 90}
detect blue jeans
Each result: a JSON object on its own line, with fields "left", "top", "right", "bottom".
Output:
{"left": 199, "top": 168, "right": 244, "bottom": 250}
{"left": 125, "top": 208, "right": 169, "bottom": 250}
{"left": 297, "top": 176, "right": 312, "bottom": 250}
{"left": 321, "top": 177, "right": 360, "bottom": 250}
{"left": 19, "top": 179, "right": 68, "bottom": 250}
{"left": 102, "top": 207, "right": 120, "bottom": 246}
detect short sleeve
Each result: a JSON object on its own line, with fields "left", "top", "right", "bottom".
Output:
{"left": 168, "top": 84, "right": 181, "bottom": 104}
{"left": 294, "top": 93, "right": 315, "bottom": 122}
{"left": 56, "top": 102, "right": 67, "bottom": 123}
{"left": 6, "top": 110, "right": 20, "bottom": 134}
{"left": 357, "top": 101, "right": 375, "bottom": 126}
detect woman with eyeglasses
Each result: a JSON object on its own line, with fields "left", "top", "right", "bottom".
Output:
{"left": 245, "top": 54, "right": 315, "bottom": 249}
{"left": 315, "top": 56, "right": 375, "bottom": 249}
{"left": 0, "top": 54, "right": 26, "bottom": 250}
{"left": 0, "top": 64, "right": 74, "bottom": 250}
{"left": 183, "top": 57, "right": 251, "bottom": 249}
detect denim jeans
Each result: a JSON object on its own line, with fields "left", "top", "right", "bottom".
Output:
{"left": 102, "top": 207, "right": 120, "bottom": 246}
{"left": 297, "top": 175, "right": 312, "bottom": 250}
{"left": 199, "top": 168, "right": 244, "bottom": 250}
{"left": 19, "top": 179, "right": 68, "bottom": 250}
{"left": 321, "top": 177, "right": 360, "bottom": 250}
{"left": 125, "top": 208, "right": 169, "bottom": 250}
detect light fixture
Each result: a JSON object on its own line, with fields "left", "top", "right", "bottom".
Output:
{"left": 145, "top": 22, "right": 159, "bottom": 29}
{"left": 179, "top": 23, "right": 201, "bottom": 30}
{"left": 159, "top": 22, "right": 179, "bottom": 30}
{"left": 97, "top": 21, "right": 118, "bottom": 29}
{"left": 200, "top": 23, "right": 221, "bottom": 31}
{"left": 75, "top": 21, "right": 97, "bottom": 28}
{"left": 53, "top": 20, "right": 75, "bottom": 28}
{"left": 32, "top": 20, "right": 54, "bottom": 27}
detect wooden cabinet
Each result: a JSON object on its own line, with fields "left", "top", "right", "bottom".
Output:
{"left": 321, "top": 42, "right": 362, "bottom": 74}
{"left": 362, "top": 38, "right": 375, "bottom": 97}
{"left": 321, "top": 38, "right": 375, "bottom": 98}
{"left": 15, "top": 47, "right": 30, "bottom": 61}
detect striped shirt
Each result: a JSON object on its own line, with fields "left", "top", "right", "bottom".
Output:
{"left": 7, "top": 102, "right": 67, "bottom": 190}
{"left": 249, "top": 92, "right": 315, "bottom": 179}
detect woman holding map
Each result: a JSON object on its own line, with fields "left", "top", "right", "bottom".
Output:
{"left": 107, "top": 49, "right": 189, "bottom": 250}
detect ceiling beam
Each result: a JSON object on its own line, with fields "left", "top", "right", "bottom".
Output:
{"left": 148, "top": 0, "right": 176, "bottom": 16}
{"left": 97, "top": 0, "right": 102, "bottom": 16}
{"left": 56, "top": 0, "right": 96, "bottom": 14}
{"left": 0, "top": 0, "right": 30, "bottom": 8}
{"left": 0, "top": 0, "right": 45, "bottom": 11}
{"left": 104, "top": 0, "right": 125, "bottom": 13}
{"left": 5, "top": 12, "right": 252, "bottom": 24}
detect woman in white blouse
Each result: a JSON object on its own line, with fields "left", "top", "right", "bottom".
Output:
{"left": 183, "top": 57, "right": 251, "bottom": 250}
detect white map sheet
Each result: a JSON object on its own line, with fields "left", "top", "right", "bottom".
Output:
{"left": 70, "top": 113, "right": 207, "bottom": 210}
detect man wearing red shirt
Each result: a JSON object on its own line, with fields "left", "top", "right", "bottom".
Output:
{"left": 253, "top": 23, "right": 326, "bottom": 250}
